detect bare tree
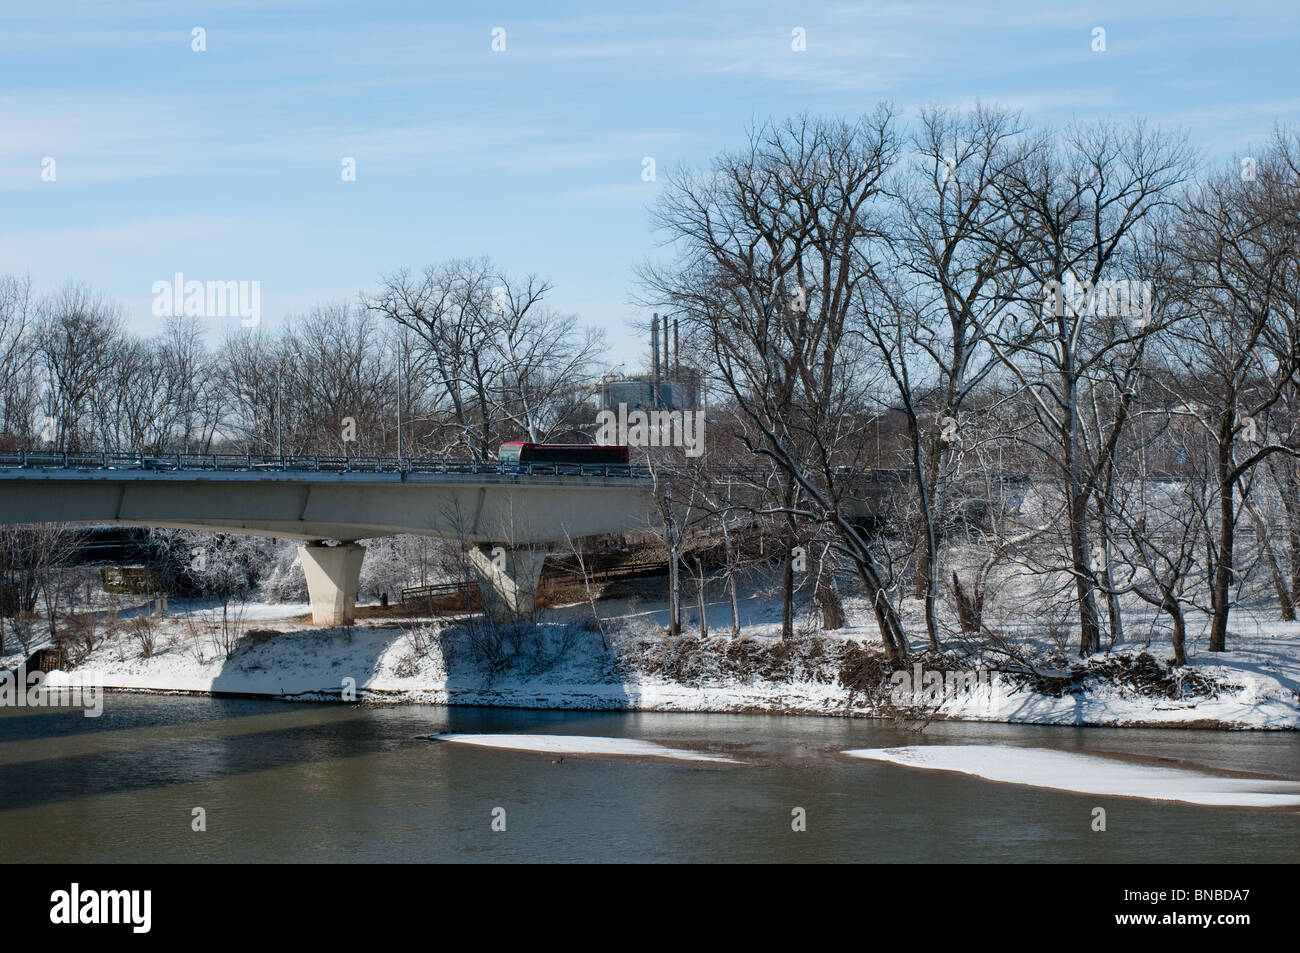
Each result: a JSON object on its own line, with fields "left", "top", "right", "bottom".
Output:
{"left": 157, "top": 315, "right": 223, "bottom": 453}
{"left": 484, "top": 274, "right": 606, "bottom": 442}
{"left": 36, "top": 282, "right": 123, "bottom": 451}
{"left": 1161, "top": 129, "right": 1300, "bottom": 650}
{"left": 283, "top": 302, "right": 396, "bottom": 456}
{"left": 0, "top": 274, "right": 38, "bottom": 444}
{"left": 1259, "top": 449, "right": 1300, "bottom": 618}
{"left": 642, "top": 109, "right": 912, "bottom": 661}
{"left": 1109, "top": 425, "right": 1213, "bottom": 667}
{"left": 863, "top": 106, "right": 1029, "bottom": 648}
{"left": 977, "top": 120, "right": 1192, "bottom": 655}
{"left": 368, "top": 258, "right": 502, "bottom": 460}
{"left": 0, "top": 524, "right": 83, "bottom": 642}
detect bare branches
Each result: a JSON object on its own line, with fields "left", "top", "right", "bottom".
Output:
{"left": 642, "top": 110, "right": 911, "bottom": 659}
{"left": 367, "top": 259, "right": 604, "bottom": 458}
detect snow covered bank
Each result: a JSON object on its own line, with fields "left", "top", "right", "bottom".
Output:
{"left": 10, "top": 590, "right": 1300, "bottom": 730}
{"left": 843, "top": 744, "right": 1300, "bottom": 807}
{"left": 430, "top": 733, "right": 739, "bottom": 763}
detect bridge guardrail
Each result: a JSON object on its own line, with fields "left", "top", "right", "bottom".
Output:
{"left": 0, "top": 450, "right": 923, "bottom": 485}
{"left": 0, "top": 450, "right": 655, "bottom": 480}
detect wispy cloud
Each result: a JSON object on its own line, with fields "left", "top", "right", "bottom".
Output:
{"left": 1, "top": 0, "right": 1294, "bottom": 366}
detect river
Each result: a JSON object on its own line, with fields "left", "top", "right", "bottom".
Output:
{"left": 2, "top": 695, "right": 1297, "bottom": 862}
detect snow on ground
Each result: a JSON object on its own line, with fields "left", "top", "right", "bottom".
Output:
{"left": 430, "top": 733, "right": 739, "bottom": 763}
{"left": 187, "top": 601, "right": 312, "bottom": 622}
{"left": 905, "top": 656, "right": 1300, "bottom": 729}
{"left": 843, "top": 744, "right": 1300, "bottom": 807}
{"left": 10, "top": 584, "right": 1300, "bottom": 730}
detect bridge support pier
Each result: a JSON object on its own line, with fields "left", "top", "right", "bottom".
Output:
{"left": 299, "top": 542, "right": 366, "bottom": 626}
{"left": 467, "top": 543, "right": 549, "bottom": 622}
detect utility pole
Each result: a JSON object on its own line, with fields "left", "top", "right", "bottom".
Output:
{"left": 651, "top": 313, "right": 661, "bottom": 410}
{"left": 876, "top": 412, "right": 882, "bottom": 468}
{"left": 276, "top": 370, "right": 283, "bottom": 460}
{"left": 396, "top": 331, "right": 404, "bottom": 461}
{"left": 664, "top": 495, "right": 680, "bottom": 636}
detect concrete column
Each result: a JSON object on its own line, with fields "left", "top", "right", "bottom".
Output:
{"left": 467, "top": 543, "right": 549, "bottom": 622}
{"left": 299, "top": 542, "right": 366, "bottom": 626}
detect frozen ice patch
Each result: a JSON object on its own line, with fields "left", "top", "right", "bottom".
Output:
{"left": 843, "top": 744, "right": 1300, "bottom": 807}
{"left": 430, "top": 733, "right": 738, "bottom": 763}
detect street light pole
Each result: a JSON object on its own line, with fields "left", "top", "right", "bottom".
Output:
{"left": 276, "top": 370, "right": 283, "bottom": 460}
{"left": 396, "top": 332, "right": 404, "bottom": 461}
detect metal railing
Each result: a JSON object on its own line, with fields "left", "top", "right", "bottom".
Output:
{"left": 400, "top": 581, "right": 477, "bottom": 603}
{"left": 0, "top": 450, "right": 654, "bottom": 480}
{"left": 0, "top": 450, "right": 923, "bottom": 487}
{"left": 399, "top": 558, "right": 670, "bottom": 604}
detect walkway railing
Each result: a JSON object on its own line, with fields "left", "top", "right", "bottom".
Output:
{"left": 0, "top": 450, "right": 923, "bottom": 486}
{"left": 0, "top": 450, "right": 653, "bottom": 480}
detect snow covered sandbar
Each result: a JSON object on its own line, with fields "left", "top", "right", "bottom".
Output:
{"left": 430, "top": 733, "right": 739, "bottom": 763}
{"left": 843, "top": 744, "right": 1300, "bottom": 807}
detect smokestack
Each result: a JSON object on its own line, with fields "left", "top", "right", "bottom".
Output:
{"left": 651, "top": 313, "right": 660, "bottom": 408}
{"left": 663, "top": 320, "right": 669, "bottom": 382}
{"left": 673, "top": 318, "right": 679, "bottom": 375}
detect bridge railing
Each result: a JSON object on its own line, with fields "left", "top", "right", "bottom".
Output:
{"left": 0, "top": 450, "right": 654, "bottom": 480}
{"left": 0, "top": 450, "right": 922, "bottom": 486}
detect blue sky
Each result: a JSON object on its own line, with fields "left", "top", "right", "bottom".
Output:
{"left": 2, "top": 0, "right": 1297, "bottom": 368}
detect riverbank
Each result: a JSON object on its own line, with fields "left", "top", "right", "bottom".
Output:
{"left": 12, "top": 589, "right": 1299, "bottom": 730}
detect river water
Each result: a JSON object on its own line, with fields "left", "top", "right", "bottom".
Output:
{"left": 2, "top": 695, "right": 1296, "bottom": 862}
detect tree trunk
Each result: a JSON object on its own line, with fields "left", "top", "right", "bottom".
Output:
{"left": 1069, "top": 486, "right": 1103, "bottom": 656}
{"left": 1063, "top": 360, "right": 1101, "bottom": 657}
{"left": 817, "top": 574, "right": 846, "bottom": 630}
{"left": 912, "top": 437, "right": 943, "bottom": 602}
{"left": 854, "top": 559, "right": 908, "bottom": 664}
{"left": 912, "top": 532, "right": 931, "bottom": 600}
{"left": 909, "top": 424, "right": 942, "bottom": 650}
{"left": 1168, "top": 599, "right": 1187, "bottom": 668}
{"left": 694, "top": 557, "right": 708, "bottom": 638}
{"left": 781, "top": 549, "right": 794, "bottom": 640}
{"left": 1100, "top": 466, "right": 1124, "bottom": 649}
{"left": 781, "top": 481, "right": 796, "bottom": 640}
{"left": 1209, "top": 436, "right": 1234, "bottom": 652}
{"left": 1104, "top": 554, "right": 1124, "bottom": 649}
{"left": 723, "top": 526, "right": 740, "bottom": 638}
{"left": 1245, "top": 497, "right": 1295, "bottom": 621}
{"left": 665, "top": 509, "right": 681, "bottom": 636}
{"left": 952, "top": 571, "right": 982, "bottom": 634}
{"left": 667, "top": 555, "right": 681, "bottom": 635}
{"left": 1280, "top": 460, "right": 1300, "bottom": 617}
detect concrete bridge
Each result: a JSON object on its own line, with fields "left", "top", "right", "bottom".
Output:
{"left": 0, "top": 452, "right": 655, "bottom": 625}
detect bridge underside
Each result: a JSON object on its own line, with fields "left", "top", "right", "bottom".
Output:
{"left": 0, "top": 471, "right": 650, "bottom": 543}
{"left": 0, "top": 471, "right": 653, "bottom": 626}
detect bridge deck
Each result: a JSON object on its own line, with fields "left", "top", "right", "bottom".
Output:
{"left": 0, "top": 451, "right": 654, "bottom": 484}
